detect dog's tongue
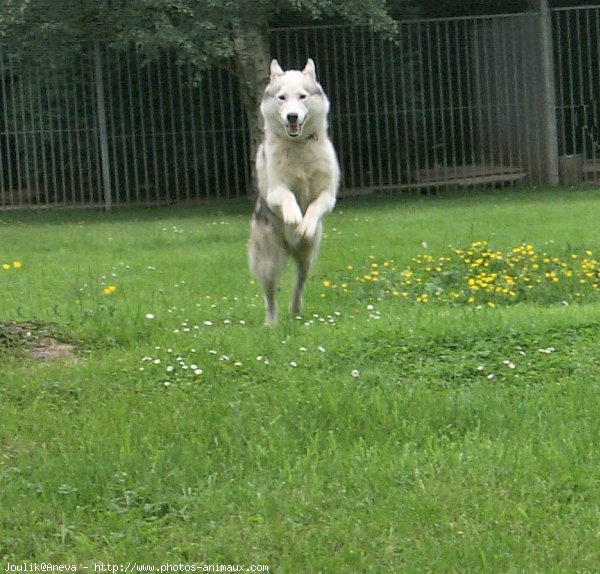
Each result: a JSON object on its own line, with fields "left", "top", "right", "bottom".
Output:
{"left": 288, "top": 123, "right": 300, "bottom": 136}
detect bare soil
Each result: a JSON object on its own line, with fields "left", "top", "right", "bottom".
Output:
{"left": 0, "top": 321, "right": 77, "bottom": 361}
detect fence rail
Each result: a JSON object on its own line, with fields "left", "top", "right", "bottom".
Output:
{"left": 0, "top": 6, "right": 598, "bottom": 210}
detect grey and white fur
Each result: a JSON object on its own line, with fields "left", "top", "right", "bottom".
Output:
{"left": 248, "top": 58, "right": 340, "bottom": 325}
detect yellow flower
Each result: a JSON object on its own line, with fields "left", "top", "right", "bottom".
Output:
{"left": 12, "top": 261, "right": 22, "bottom": 269}
{"left": 322, "top": 280, "right": 332, "bottom": 288}
{"left": 103, "top": 285, "right": 117, "bottom": 295}
{"left": 2, "top": 263, "right": 10, "bottom": 270}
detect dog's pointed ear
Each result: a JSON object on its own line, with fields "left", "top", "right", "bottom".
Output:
{"left": 303, "top": 58, "right": 316, "bottom": 79}
{"left": 270, "top": 59, "right": 284, "bottom": 79}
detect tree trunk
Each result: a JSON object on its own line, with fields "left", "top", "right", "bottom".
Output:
{"left": 231, "top": 20, "right": 270, "bottom": 196}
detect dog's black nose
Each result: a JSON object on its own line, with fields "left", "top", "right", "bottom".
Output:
{"left": 287, "top": 113, "right": 299, "bottom": 124}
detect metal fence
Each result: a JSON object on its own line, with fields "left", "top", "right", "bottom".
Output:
{"left": 0, "top": 6, "right": 598, "bottom": 209}
{"left": 553, "top": 6, "right": 600, "bottom": 184}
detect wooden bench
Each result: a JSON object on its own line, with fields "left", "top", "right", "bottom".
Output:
{"left": 340, "top": 164, "right": 527, "bottom": 198}
{"left": 583, "top": 159, "right": 600, "bottom": 183}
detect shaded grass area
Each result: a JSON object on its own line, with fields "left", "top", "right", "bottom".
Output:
{"left": 1, "top": 188, "right": 600, "bottom": 571}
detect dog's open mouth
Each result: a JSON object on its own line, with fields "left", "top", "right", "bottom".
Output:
{"left": 286, "top": 122, "right": 303, "bottom": 138}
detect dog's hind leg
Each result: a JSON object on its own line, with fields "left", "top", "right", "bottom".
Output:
{"left": 290, "top": 224, "right": 322, "bottom": 316}
{"left": 290, "top": 255, "right": 309, "bottom": 316}
{"left": 249, "top": 221, "right": 288, "bottom": 325}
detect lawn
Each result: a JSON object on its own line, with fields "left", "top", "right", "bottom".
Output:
{"left": 1, "top": 188, "right": 600, "bottom": 572}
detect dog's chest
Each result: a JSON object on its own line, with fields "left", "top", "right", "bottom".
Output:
{"left": 269, "top": 140, "right": 330, "bottom": 206}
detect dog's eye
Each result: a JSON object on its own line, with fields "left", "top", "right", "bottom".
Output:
{"left": 299, "top": 94, "right": 307, "bottom": 100}
{"left": 278, "top": 94, "right": 286, "bottom": 101}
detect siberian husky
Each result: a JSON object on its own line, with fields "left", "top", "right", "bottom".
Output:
{"left": 248, "top": 58, "right": 340, "bottom": 325}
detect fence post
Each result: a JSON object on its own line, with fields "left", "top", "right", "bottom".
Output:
{"left": 539, "top": 0, "right": 560, "bottom": 185}
{"left": 94, "top": 42, "right": 112, "bottom": 210}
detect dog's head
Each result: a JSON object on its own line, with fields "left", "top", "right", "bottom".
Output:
{"left": 261, "top": 58, "right": 329, "bottom": 140}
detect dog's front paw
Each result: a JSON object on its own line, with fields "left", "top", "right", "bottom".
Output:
{"left": 297, "top": 216, "right": 318, "bottom": 239}
{"left": 282, "top": 202, "right": 303, "bottom": 227}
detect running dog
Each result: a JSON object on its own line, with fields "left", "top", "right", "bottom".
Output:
{"left": 249, "top": 58, "right": 340, "bottom": 325}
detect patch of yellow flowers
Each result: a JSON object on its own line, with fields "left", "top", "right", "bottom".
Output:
{"left": 2, "top": 261, "right": 22, "bottom": 270}
{"left": 325, "top": 241, "right": 600, "bottom": 307}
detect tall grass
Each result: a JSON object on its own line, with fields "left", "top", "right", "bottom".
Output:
{"left": 1, "top": 188, "right": 600, "bottom": 571}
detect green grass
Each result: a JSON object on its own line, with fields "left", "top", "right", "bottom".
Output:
{"left": 1, "top": 188, "right": 600, "bottom": 572}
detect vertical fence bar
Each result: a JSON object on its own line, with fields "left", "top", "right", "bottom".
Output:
{"left": 454, "top": 19, "right": 467, "bottom": 168}
{"left": 36, "top": 69, "right": 50, "bottom": 204}
{"left": 0, "top": 52, "right": 13, "bottom": 204}
{"left": 225, "top": 71, "right": 241, "bottom": 197}
{"left": 8, "top": 57, "right": 23, "bottom": 202}
{"left": 44, "top": 72, "right": 59, "bottom": 202}
{"left": 349, "top": 28, "right": 365, "bottom": 187}
{"left": 339, "top": 29, "right": 357, "bottom": 188}
{"left": 125, "top": 50, "right": 140, "bottom": 203}
{"left": 62, "top": 67, "right": 76, "bottom": 203}
{"left": 115, "top": 50, "right": 130, "bottom": 204}
{"left": 196, "top": 77, "right": 211, "bottom": 200}
{"left": 71, "top": 58, "right": 85, "bottom": 204}
{"left": 94, "top": 42, "right": 112, "bottom": 210}
{"left": 519, "top": 17, "right": 535, "bottom": 181}
{"left": 155, "top": 56, "right": 169, "bottom": 202}
{"left": 490, "top": 21, "right": 504, "bottom": 178}
{"left": 422, "top": 22, "right": 434, "bottom": 174}
{"left": 481, "top": 21, "right": 495, "bottom": 170}
{"left": 388, "top": 32, "right": 403, "bottom": 185}
{"left": 509, "top": 17, "right": 524, "bottom": 174}
{"left": 53, "top": 71, "right": 67, "bottom": 203}
{"left": 135, "top": 50, "right": 150, "bottom": 203}
{"left": 26, "top": 69, "right": 40, "bottom": 204}
{"left": 18, "top": 70, "right": 32, "bottom": 203}
{"left": 216, "top": 71, "right": 231, "bottom": 199}
{"left": 554, "top": 11, "right": 566, "bottom": 159}
{"left": 360, "top": 27, "right": 374, "bottom": 186}
{"left": 566, "top": 9, "right": 577, "bottom": 156}
{"left": 165, "top": 54, "right": 180, "bottom": 201}
{"left": 176, "top": 63, "right": 190, "bottom": 201}
{"left": 437, "top": 20, "right": 450, "bottom": 170}
{"left": 79, "top": 53, "right": 94, "bottom": 203}
{"left": 402, "top": 24, "right": 420, "bottom": 181}
{"left": 104, "top": 48, "right": 117, "bottom": 205}
{"left": 462, "top": 19, "right": 476, "bottom": 167}
{"left": 378, "top": 31, "right": 392, "bottom": 185}
{"left": 540, "top": 0, "right": 560, "bottom": 185}
{"left": 186, "top": 63, "right": 200, "bottom": 200}
{"left": 594, "top": 8, "right": 600, "bottom": 177}
{"left": 0, "top": 53, "right": 6, "bottom": 202}
{"left": 369, "top": 29, "right": 383, "bottom": 186}
{"left": 146, "top": 58, "right": 160, "bottom": 201}
{"left": 445, "top": 20, "right": 457, "bottom": 170}
{"left": 583, "top": 9, "right": 592, "bottom": 178}
{"left": 207, "top": 70, "right": 221, "bottom": 198}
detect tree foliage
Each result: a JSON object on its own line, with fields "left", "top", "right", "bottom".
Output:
{"left": 0, "top": 0, "right": 401, "bottom": 70}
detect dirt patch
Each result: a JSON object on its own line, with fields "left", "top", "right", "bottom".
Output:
{"left": 0, "top": 321, "right": 77, "bottom": 361}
